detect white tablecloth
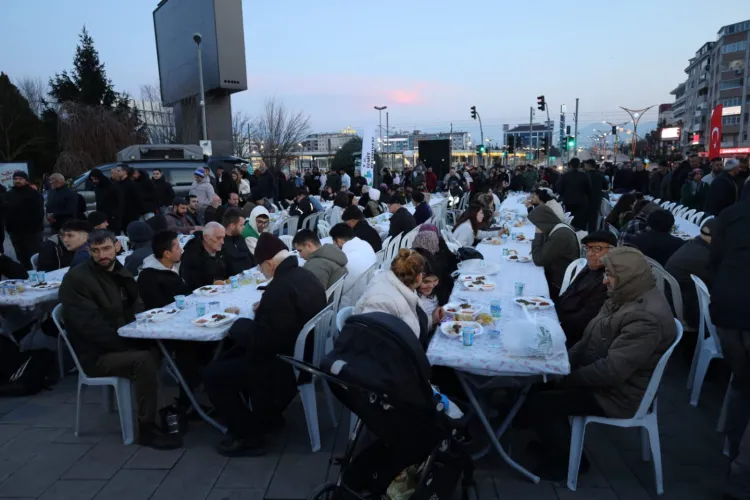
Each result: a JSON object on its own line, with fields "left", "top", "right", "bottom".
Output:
{"left": 0, "top": 267, "right": 69, "bottom": 309}
{"left": 369, "top": 195, "right": 447, "bottom": 239}
{"left": 426, "top": 194, "right": 570, "bottom": 377}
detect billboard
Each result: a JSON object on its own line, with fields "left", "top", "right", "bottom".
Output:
{"left": 722, "top": 106, "right": 741, "bottom": 116}
{"left": 153, "top": 0, "right": 247, "bottom": 106}
{"left": 660, "top": 127, "right": 680, "bottom": 140}
{"left": 0, "top": 163, "right": 28, "bottom": 188}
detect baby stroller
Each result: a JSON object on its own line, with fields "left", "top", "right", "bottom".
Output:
{"left": 280, "top": 312, "right": 476, "bottom": 500}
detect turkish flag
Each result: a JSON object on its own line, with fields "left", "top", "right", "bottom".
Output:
{"left": 708, "top": 104, "right": 723, "bottom": 158}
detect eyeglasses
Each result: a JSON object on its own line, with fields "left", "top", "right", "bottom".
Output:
{"left": 583, "top": 245, "right": 613, "bottom": 253}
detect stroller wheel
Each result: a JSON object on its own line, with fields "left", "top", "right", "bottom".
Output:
{"left": 308, "top": 482, "right": 340, "bottom": 500}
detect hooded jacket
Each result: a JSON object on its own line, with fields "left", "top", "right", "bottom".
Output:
{"left": 242, "top": 205, "right": 270, "bottom": 255}
{"left": 563, "top": 247, "right": 678, "bottom": 418}
{"left": 339, "top": 237, "right": 378, "bottom": 307}
{"left": 529, "top": 205, "right": 580, "bottom": 300}
{"left": 179, "top": 231, "right": 228, "bottom": 291}
{"left": 189, "top": 175, "right": 216, "bottom": 209}
{"left": 37, "top": 236, "right": 75, "bottom": 272}
{"left": 137, "top": 255, "right": 190, "bottom": 310}
{"left": 354, "top": 270, "right": 425, "bottom": 339}
{"left": 303, "top": 243, "right": 348, "bottom": 290}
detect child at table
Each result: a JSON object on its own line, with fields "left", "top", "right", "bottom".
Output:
{"left": 414, "top": 249, "right": 444, "bottom": 331}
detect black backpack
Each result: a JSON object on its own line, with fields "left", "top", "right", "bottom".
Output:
{"left": 0, "top": 335, "right": 55, "bottom": 397}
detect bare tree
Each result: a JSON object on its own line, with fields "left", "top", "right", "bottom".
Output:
{"left": 15, "top": 76, "right": 47, "bottom": 117}
{"left": 231, "top": 111, "right": 253, "bottom": 157}
{"left": 137, "top": 83, "right": 176, "bottom": 144}
{"left": 252, "top": 98, "right": 310, "bottom": 173}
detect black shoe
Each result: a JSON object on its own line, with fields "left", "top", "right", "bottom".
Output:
{"left": 216, "top": 435, "right": 267, "bottom": 457}
{"left": 139, "top": 425, "right": 183, "bottom": 450}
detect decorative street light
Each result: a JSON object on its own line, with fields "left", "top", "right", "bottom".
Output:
{"left": 619, "top": 106, "right": 656, "bottom": 158}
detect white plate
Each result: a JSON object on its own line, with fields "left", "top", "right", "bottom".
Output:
{"left": 456, "top": 260, "right": 502, "bottom": 276}
{"left": 443, "top": 302, "right": 482, "bottom": 316}
{"left": 25, "top": 281, "right": 62, "bottom": 291}
{"left": 440, "top": 321, "right": 483, "bottom": 339}
{"left": 461, "top": 281, "right": 496, "bottom": 291}
{"left": 195, "top": 285, "right": 224, "bottom": 296}
{"left": 0, "top": 279, "right": 24, "bottom": 286}
{"left": 192, "top": 312, "right": 239, "bottom": 328}
{"left": 505, "top": 255, "right": 532, "bottom": 263}
{"left": 144, "top": 307, "right": 180, "bottom": 322}
{"left": 513, "top": 296, "right": 554, "bottom": 310}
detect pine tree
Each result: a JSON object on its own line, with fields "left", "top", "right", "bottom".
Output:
{"left": 0, "top": 72, "right": 44, "bottom": 162}
{"left": 49, "top": 26, "right": 117, "bottom": 107}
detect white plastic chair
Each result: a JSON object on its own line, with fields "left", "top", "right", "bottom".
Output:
{"left": 30, "top": 253, "right": 39, "bottom": 271}
{"left": 567, "top": 319, "right": 684, "bottom": 495}
{"left": 279, "top": 235, "right": 294, "bottom": 249}
{"left": 651, "top": 198, "right": 661, "bottom": 205}
{"left": 292, "top": 304, "right": 337, "bottom": 452}
{"left": 336, "top": 306, "right": 354, "bottom": 332}
{"left": 51, "top": 305, "right": 135, "bottom": 445}
{"left": 645, "top": 257, "right": 684, "bottom": 329}
{"left": 682, "top": 209, "right": 696, "bottom": 221}
{"left": 690, "top": 211, "right": 705, "bottom": 225}
{"left": 280, "top": 216, "right": 299, "bottom": 236}
{"left": 340, "top": 262, "right": 379, "bottom": 309}
{"left": 441, "top": 228, "right": 461, "bottom": 254}
{"left": 699, "top": 215, "right": 714, "bottom": 228}
{"left": 606, "top": 223, "right": 620, "bottom": 238}
{"left": 400, "top": 226, "right": 420, "bottom": 249}
{"left": 301, "top": 213, "right": 319, "bottom": 232}
{"left": 116, "top": 236, "right": 130, "bottom": 253}
{"left": 559, "top": 258, "right": 587, "bottom": 295}
{"left": 381, "top": 234, "right": 403, "bottom": 269}
{"left": 687, "top": 275, "right": 724, "bottom": 407}
{"left": 317, "top": 220, "right": 331, "bottom": 239}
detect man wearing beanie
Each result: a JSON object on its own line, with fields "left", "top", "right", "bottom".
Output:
{"left": 626, "top": 209, "right": 684, "bottom": 266}
{"left": 5, "top": 170, "right": 44, "bottom": 269}
{"left": 124, "top": 221, "right": 154, "bottom": 277}
{"left": 203, "top": 232, "right": 327, "bottom": 456}
{"left": 704, "top": 158, "right": 748, "bottom": 216}
{"left": 189, "top": 168, "right": 216, "bottom": 210}
{"left": 86, "top": 211, "right": 109, "bottom": 230}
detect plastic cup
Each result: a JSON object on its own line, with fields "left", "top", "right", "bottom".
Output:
{"left": 37, "top": 271, "right": 46, "bottom": 283}
{"left": 230, "top": 275, "right": 239, "bottom": 289}
{"left": 208, "top": 301, "right": 221, "bottom": 313}
{"left": 195, "top": 302, "right": 207, "bottom": 318}
{"left": 490, "top": 300, "right": 502, "bottom": 318}
{"left": 136, "top": 313, "right": 149, "bottom": 329}
{"left": 174, "top": 295, "right": 186, "bottom": 310}
{"left": 462, "top": 326, "right": 474, "bottom": 346}
{"left": 514, "top": 282, "right": 526, "bottom": 297}
{"left": 28, "top": 271, "right": 38, "bottom": 283}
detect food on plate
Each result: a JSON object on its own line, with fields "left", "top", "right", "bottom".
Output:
{"left": 224, "top": 306, "right": 240, "bottom": 315}
{"left": 451, "top": 323, "right": 462, "bottom": 335}
{"left": 445, "top": 307, "right": 458, "bottom": 313}
{"left": 475, "top": 313, "right": 493, "bottom": 326}
{"left": 454, "top": 313, "right": 474, "bottom": 322}
{"left": 195, "top": 319, "right": 208, "bottom": 324}
{"left": 459, "top": 303, "right": 471, "bottom": 309}
{"left": 507, "top": 249, "right": 518, "bottom": 255}
{"left": 210, "top": 314, "right": 227, "bottom": 322}
{"left": 516, "top": 299, "right": 534, "bottom": 306}
{"left": 516, "top": 234, "right": 526, "bottom": 241}
{"left": 509, "top": 255, "right": 518, "bottom": 260}
{"left": 538, "top": 301, "right": 550, "bottom": 306}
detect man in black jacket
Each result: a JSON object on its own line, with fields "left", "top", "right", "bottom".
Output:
{"left": 289, "top": 187, "right": 316, "bottom": 220}
{"left": 45, "top": 173, "right": 78, "bottom": 233}
{"left": 6, "top": 171, "right": 44, "bottom": 269}
{"left": 111, "top": 165, "right": 142, "bottom": 230}
{"left": 388, "top": 199, "right": 416, "bottom": 239}
{"left": 342, "top": 205, "right": 382, "bottom": 252}
{"left": 555, "top": 231, "right": 614, "bottom": 346}
{"left": 255, "top": 166, "right": 277, "bottom": 202}
{"left": 704, "top": 158, "right": 747, "bottom": 216}
{"left": 89, "top": 169, "right": 123, "bottom": 234}
{"left": 627, "top": 209, "right": 685, "bottom": 266}
{"left": 326, "top": 169, "right": 342, "bottom": 193}
{"left": 59, "top": 230, "right": 181, "bottom": 450}
{"left": 179, "top": 222, "right": 228, "bottom": 291}
{"left": 151, "top": 169, "right": 175, "bottom": 211}
{"left": 221, "top": 208, "right": 254, "bottom": 276}
{"left": 556, "top": 158, "right": 592, "bottom": 231}
{"left": 131, "top": 169, "right": 159, "bottom": 219}
{"left": 203, "top": 233, "right": 327, "bottom": 456}
{"left": 137, "top": 230, "right": 190, "bottom": 309}
{"left": 37, "top": 220, "right": 91, "bottom": 272}
{"left": 648, "top": 162, "right": 669, "bottom": 198}
{"left": 584, "top": 160, "right": 608, "bottom": 232}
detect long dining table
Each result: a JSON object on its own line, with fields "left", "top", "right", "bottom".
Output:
{"left": 426, "top": 192, "right": 570, "bottom": 483}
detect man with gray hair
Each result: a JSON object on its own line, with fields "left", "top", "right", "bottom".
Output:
{"left": 45, "top": 173, "right": 78, "bottom": 233}
{"left": 179, "top": 221, "right": 228, "bottom": 290}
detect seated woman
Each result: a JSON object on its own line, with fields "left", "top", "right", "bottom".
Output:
{"left": 604, "top": 193, "right": 637, "bottom": 231}
{"left": 529, "top": 205, "right": 580, "bottom": 301}
{"left": 412, "top": 225, "right": 457, "bottom": 305}
{"left": 519, "top": 247, "right": 678, "bottom": 480}
{"left": 354, "top": 248, "right": 428, "bottom": 342}
{"left": 413, "top": 248, "right": 444, "bottom": 331}
{"left": 363, "top": 188, "right": 383, "bottom": 218}
{"left": 524, "top": 188, "right": 565, "bottom": 222}
{"left": 327, "top": 191, "right": 350, "bottom": 226}
{"left": 320, "top": 185, "right": 334, "bottom": 202}
{"left": 452, "top": 205, "right": 501, "bottom": 248}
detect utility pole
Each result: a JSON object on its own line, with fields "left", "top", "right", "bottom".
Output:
{"left": 529, "top": 107, "right": 534, "bottom": 162}
{"left": 193, "top": 33, "right": 208, "bottom": 141}
{"left": 374, "top": 106, "right": 387, "bottom": 176}
{"left": 386, "top": 111, "right": 390, "bottom": 172}
{"left": 573, "top": 98, "right": 579, "bottom": 159}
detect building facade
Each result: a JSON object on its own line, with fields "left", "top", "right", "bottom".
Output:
{"left": 301, "top": 127, "right": 358, "bottom": 152}
{"left": 504, "top": 122, "right": 554, "bottom": 150}
{"left": 130, "top": 99, "right": 176, "bottom": 144}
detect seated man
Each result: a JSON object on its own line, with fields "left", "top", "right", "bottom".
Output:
{"left": 627, "top": 209, "right": 685, "bottom": 266}
{"left": 222, "top": 208, "right": 254, "bottom": 276}
{"left": 124, "top": 221, "right": 154, "bottom": 277}
{"left": 203, "top": 233, "right": 327, "bottom": 456}
{"left": 242, "top": 206, "right": 270, "bottom": 255}
{"left": 342, "top": 205, "right": 382, "bottom": 252}
{"left": 520, "top": 247, "right": 677, "bottom": 480}
{"left": 185, "top": 194, "right": 203, "bottom": 226}
{"left": 329, "top": 223, "right": 377, "bottom": 307}
{"left": 138, "top": 230, "right": 190, "bottom": 310}
{"left": 59, "top": 230, "right": 181, "bottom": 449}
{"left": 37, "top": 220, "right": 92, "bottom": 272}
{"left": 165, "top": 197, "right": 200, "bottom": 235}
{"left": 388, "top": 198, "right": 416, "bottom": 239}
{"left": 529, "top": 205, "right": 580, "bottom": 301}
{"left": 555, "top": 231, "right": 615, "bottom": 346}
{"left": 203, "top": 195, "right": 224, "bottom": 224}
{"left": 289, "top": 187, "right": 316, "bottom": 219}
{"left": 86, "top": 211, "right": 109, "bottom": 230}
{"left": 180, "top": 221, "right": 228, "bottom": 291}
{"left": 412, "top": 191, "right": 432, "bottom": 225}
{"left": 292, "top": 229, "right": 347, "bottom": 290}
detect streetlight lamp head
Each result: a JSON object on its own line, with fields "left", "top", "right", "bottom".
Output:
{"left": 193, "top": 33, "right": 202, "bottom": 45}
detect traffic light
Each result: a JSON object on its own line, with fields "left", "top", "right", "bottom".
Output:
{"left": 541, "top": 136, "right": 549, "bottom": 153}
{"left": 507, "top": 135, "right": 515, "bottom": 153}
{"left": 567, "top": 136, "right": 576, "bottom": 150}
{"left": 470, "top": 106, "right": 477, "bottom": 120}
{"left": 611, "top": 125, "right": 617, "bottom": 135}
{"left": 537, "top": 95, "right": 546, "bottom": 111}
{"left": 476, "top": 144, "right": 486, "bottom": 155}
{"left": 566, "top": 125, "right": 571, "bottom": 135}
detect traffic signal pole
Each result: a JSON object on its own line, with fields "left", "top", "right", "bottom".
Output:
{"left": 574, "top": 98, "right": 579, "bottom": 159}
{"left": 529, "top": 107, "right": 534, "bottom": 162}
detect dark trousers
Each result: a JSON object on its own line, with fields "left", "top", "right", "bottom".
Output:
{"left": 565, "top": 204, "right": 589, "bottom": 232}
{"left": 169, "top": 341, "right": 217, "bottom": 407}
{"left": 716, "top": 327, "right": 750, "bottom": 460}
{"left": 519, "top": 388, "right": 606, "bottom": 460}
{"left": 9, "top": 231, "right": 41, "bottom": 270}
{"left": 587, "top": 202, "right": 602, "bottom": 233}
{"left": 93, "top": 350, "right": 161, "bottom": 425}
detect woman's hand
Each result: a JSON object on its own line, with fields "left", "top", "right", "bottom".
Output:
{"left": 432, "top": 307, "right": 445, "bottom": 325}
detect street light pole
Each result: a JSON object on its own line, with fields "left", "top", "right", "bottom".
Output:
{"left": 620, "top": 105, "right": 656, "bottom": 159}
{"left": 374, "top": 106, "right": 387, "bottom": 174}
{"left": 193, "top": 33, "right": 208, "bottom": 142}
{"left": 386, "top": 111, "right": 390, "bottom": 173}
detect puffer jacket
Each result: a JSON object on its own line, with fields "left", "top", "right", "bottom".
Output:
{"left": 529, "top": 205, "right": 580, "bottom": 301}
{"left": 303, "top": 244, "right": 348, "bottom": 290}
{"left": 563, "top": 247, "right": 678, "bottom": 418}
{"left": 137, "top": 254, "right": 190, "bottom": 310}
{"left": 189, "top": 176, "right": 216, "bottom": 209}
{"left": 354, "top": 270, "right": 425, "bottom": 339}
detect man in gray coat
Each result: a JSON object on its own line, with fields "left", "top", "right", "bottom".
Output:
{"left": 520, "top": 246, "right": 678, "bottom": 481}
{"left": 291, "top": 229, "right": 347, "bottom": 290}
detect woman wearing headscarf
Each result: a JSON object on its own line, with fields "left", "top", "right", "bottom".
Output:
{"left": 412, "top": 224, "right": 457, "bottom": 304}
{"left": 529, "top": 205, "right": 580, "bottom": 301}
{"left": 364, "top": 188, "right": 383, "bottom": 218}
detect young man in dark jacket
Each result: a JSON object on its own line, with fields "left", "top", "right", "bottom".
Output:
{"left": 584, "top": 160, "right": 608, "bottom": 232}
{"left": 255, "top": 166, "right": 278, "bottom": 202}
{"left": 288, "top": 187, "right": 316, "bottom": 220}
{"left": 37, "top": 220, "right": 92, "bottom": 272}
{"left": 627, "top": 209, "right": 685, "bottom": 266}
{"left": 5, "top": 171, "right": 44, "bottom": 269}
{"left": 556, "top": 232, "right": 614, "bottom": 346}
{"left": 342, "top": 205, "right": 382, "bottom": 252}
{"left": 45, "top": 173, "right": 78, "bottom": 233}
{"left": 221, "top": 208, "right": 255, "bottom": 276}
{"left": 412, "top": 191, "right": 433, "bottom": 225}
{"left": 556, "top": 158, "right": 592, "bottom": 231}
{"left": 89, "top": 169, "right": 123, "bottom": 234}
{"left": 388, "top": 199, "right": 417, "bottom": 239}
{"left": 179, "top": 222, "right": 228, "bottom": 291}
{"left": 131, "top": 169, "right": 159, "bottom": 218}
{"left": 203, "top": 233, "right": 327, "bottom": 456}
{"left": 111, "top": 165, "right": 142, "bottom": 230}
{"left": 58, "top": 230, "right": 181, "bottom": 450}
{"left": 704, "top": 158, "right": 746, "bottom": 216}
{"left": 137, "top": 230, "right": 190, "bottom": 309}
{"left": 151, "top": 169, "right": 175, "bottom": 210}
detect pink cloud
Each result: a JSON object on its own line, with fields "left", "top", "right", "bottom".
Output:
{"left": 387, "top": 85, "right": 425, "bottom": 105}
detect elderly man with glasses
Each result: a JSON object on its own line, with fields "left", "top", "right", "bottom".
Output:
{"left": 555, "top": 231, "right": 617, "bottom": 346}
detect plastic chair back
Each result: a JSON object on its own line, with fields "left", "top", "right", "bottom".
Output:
{"left": 633, "top": 319, "right": 683, "bottom": 419}
{"left": 400, "top": 226, "right": 420, "bottom": 249}
{"left": 116, "top": 236, "right": 129, "bottom": 252}
{"left": 336, "top": 306, "right": 354, "bottom": 332}
{"left": 691, "top": 274, "right": 724, "bottom": 358}
{"left": 325, "top": 273, "right": 347, "bottom": 309}
{"left": 30, "top": 253, "right": 39, "bottom": 271}
{"left": 52, "top": 305, "right": 86, "bottom": 376}
{"left": 279, "top": 235, "right": 294, "bottom": 249}
{"left": 383, "top": 234, "right": 403, "bottom": 267}
{"left": 690, "top": 211, "right": 704, "bottom": 225}
{"left": 699, "top": 215, "right": 714, "bottom": 228}
{"left": 301, "top": 213, "right": 318, "bottom": 231}
{"left": 560, "top": 258, "right": 588, "bottom": 295}
{"left": 317, "top": 220, "right": 331, "bottom": 239}
{"left": 281, "top": 216, "right": 299, "bottom": 235}
{"left": 682, "top": 209, "right": 696, "bottom": 221}
{"left": 644, "top": 256, "right": 683, "bottom": 321}
{"left": 293, "top": 304, "right": 335, "bottom": 367}
{"left": 607, "top": 223, "right": 620, "bottom": 238}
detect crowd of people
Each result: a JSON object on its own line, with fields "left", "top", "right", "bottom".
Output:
{"left": 0, "top": 155, "right": 747, "bottom": 498}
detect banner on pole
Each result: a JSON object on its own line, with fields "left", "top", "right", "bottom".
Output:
{"left": 359, "top": 126, "right": 376, "bottom": 186}
{"left": 0, "top": 163, "right": 28, "bottom": 188}
{"left": 708, "top": 105, "right": 723, "bottom": 159}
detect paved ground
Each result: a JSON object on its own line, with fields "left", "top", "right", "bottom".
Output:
{"left": 0, "top": 340, "right": 732, "bottom": 500}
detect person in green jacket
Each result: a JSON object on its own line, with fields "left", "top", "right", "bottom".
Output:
{"left": 680, "top": 168, "right": 708, "bottom": 211}
{"left": 241, "top": 205, "right": 270, "bottom": 255}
